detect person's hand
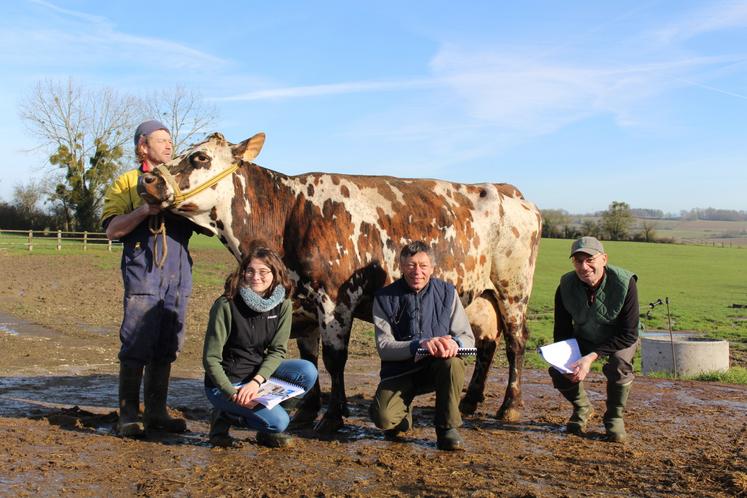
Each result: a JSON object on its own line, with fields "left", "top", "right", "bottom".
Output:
{"left": 138, "top": 201, "right": 162, "bottom": 216}
{"left": 421, "top": 336, "right": 458, "bottom": 358}
{"left": 567, "top": 353, "right": 597, "bottom": 383}
{"left": 232, "top": 380, "right": 261, "bottom": 408}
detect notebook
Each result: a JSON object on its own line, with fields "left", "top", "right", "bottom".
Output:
{"left": 253, "top": 377, "right": 305, "bottom": 409}
{"left": 414, "top": 347, "right": 478, "bottom": 362}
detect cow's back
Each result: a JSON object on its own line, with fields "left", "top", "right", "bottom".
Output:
{"left": 280, "top": 173, "right": 540, "bottom": 308}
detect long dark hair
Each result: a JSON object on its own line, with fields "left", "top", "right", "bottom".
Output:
{"left": 223, "top": 242, "right": 294, "bottom": 300}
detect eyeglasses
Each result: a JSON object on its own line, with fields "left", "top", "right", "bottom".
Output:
{"left": 244, "top": 268, "right": 272, "bottom": 278}
{"left": 572, "top": 254, "right": 601, "bottom": 267}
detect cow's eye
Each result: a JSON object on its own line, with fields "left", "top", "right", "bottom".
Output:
{"left": 191, "top": 152, "right": 211, "bottom": 164}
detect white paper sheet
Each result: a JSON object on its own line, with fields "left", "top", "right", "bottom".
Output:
{"left": 538, "top": 338, "right": 582, "bottom": 374}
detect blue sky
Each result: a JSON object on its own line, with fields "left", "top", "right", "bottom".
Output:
{"left": 1, "top": 0, "right": 745, "bottom": 213}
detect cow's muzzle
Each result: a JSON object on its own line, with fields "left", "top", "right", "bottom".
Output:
{"left": 137, "top": 171, "right": 172, "bottom": 206}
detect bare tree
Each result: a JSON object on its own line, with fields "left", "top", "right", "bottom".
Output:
{"left": 10, "top": 179, "right": 58, "bottom": 230}
{"left": 19, "top": 79, "right": 140, "bottom": 230}
{"left": 640, "top": 220, "right": 658, "bottom": 242}
{"left": 20, "top": 79, "right": 139, "bottom": 162}
{"left": 19, "top": 79, "right": 219, "bottom": 230}
{"left": 140, "top": 85, "right": 218, "bottom": 154}
{"left": 12, "top": 179, "right": 44, "bottom": 217}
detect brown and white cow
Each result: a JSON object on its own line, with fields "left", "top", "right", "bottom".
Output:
{"left": 139, "top": 132, "right": 542, "bottom": 433}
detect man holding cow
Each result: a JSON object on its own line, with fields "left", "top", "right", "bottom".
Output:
{"left": 102, "top": 120, "right": 201, "bottom": 437}
{"left": 369, "top": 241, "right": 475, "bottom": 451}
{"left": 549, "top": 236, "right": 639, "bottom": 443}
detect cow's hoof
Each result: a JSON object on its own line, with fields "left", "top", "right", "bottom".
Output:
{"left": 496, "top": 406, "right": 521, "bottom": 423}
{"left": 459, "top": 397, "right": 479, "bottom": 415}
{"left": 314, "top": 415, "right": 343, "bottom": 434}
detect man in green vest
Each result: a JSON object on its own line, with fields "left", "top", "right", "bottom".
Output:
{"left": 550, "top": 236, "right": 639, "bottom": 443}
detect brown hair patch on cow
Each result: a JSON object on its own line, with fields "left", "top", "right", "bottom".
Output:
{"left": 340, "top": 185, "right": 350, "bottom": 198}
{"left": 511, "top": 227, "right": 520, "bottom": 238}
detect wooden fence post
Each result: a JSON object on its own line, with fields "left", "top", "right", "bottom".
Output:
{"left": 28, "top": 230, "right": 33, "bottom": 252}
{"left": 57, "top": 230, "right": 62, "bottom": 251}
{"left": 108, "top": 239, "right": 112, "bottom": 252}
{"left": 83, "top": 231, "right": 88, "bottom": 251}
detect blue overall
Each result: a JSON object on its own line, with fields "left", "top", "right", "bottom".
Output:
{"left": 117, "top": 212, "right": 195, "bottom": 365}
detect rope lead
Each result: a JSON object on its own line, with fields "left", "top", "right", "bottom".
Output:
{"left": 148, "top": 214, "right": 168, "bottom": 269}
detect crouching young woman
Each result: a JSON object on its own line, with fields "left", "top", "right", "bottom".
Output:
{"left": 203, "top": 243, "right": 317, "bottom": 448}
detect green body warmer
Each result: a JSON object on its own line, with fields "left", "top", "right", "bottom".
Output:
{"left": 559, "top": 265, "right": 637, "bottom": 346}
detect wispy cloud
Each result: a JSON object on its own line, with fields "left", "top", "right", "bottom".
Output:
{"left": 5, "top": 0, "right": 226, "bottom": 70}
{"left": 211, "top": 78, "right": 438, "bottom": 102}
{"left": 652, "top": 1, "right": 747, "bottom": 44}
{"left": 429, "top": 46, "right": 745, "bottom": 133}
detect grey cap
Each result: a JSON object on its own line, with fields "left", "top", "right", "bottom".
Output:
{"left": 134, "top": 119, "right": 170, "bottom": 147}
{"left": 570, "top": 236, "right": 604, "bottom": 257}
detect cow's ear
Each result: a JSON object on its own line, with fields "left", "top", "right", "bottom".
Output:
{"left": 233, "top": 132, "right": 266, "bottom": 162}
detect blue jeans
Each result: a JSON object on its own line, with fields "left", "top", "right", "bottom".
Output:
{"left": 205, "top": 359, "right": 317, "bottom": 433}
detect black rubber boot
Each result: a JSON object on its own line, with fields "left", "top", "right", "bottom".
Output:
{"left": 558, "top": 382, "right": 594, "bottom": 435}
{"left": 208, "top": 409, "right": 239, "bottom": 448}
{"left": 143, "top": 362, "right": 187, "bottom": 433}
{"left": 117, "top": 362, "right": 145, "bottom": 438}
{"left": 604, "top": 381, "right": 632, "bottom": 443}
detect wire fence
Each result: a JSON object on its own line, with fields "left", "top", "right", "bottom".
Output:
{"left": 0, "top": 228, "right": 122, "bottom": 252}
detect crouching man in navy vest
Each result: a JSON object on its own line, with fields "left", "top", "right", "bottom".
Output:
{"left": 550, "top": 236, "right": 640, "bottom": 443}
{"left": 369, "top": 241, "right": 475, "bottom": 451}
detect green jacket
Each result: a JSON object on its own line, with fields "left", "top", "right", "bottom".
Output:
{"left": 559, "top": 264, "right": 637, "bottom": 346}
{"left": 202, "top": 296, "right": 292, "bottom": 397}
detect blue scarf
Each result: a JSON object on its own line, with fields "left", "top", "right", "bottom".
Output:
{"left": 239, "top": 285, "right": 286, "bottom": 312}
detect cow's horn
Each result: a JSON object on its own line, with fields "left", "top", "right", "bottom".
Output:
{"left": 234, "top": 132, "right": 266, "bottom": 162}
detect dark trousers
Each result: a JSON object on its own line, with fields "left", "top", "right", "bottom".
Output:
{"left": 118, "top": 290, "right": 189, "bottom": 365}
{"left": 370, "top": 357, "right": 465, "bottom": 431}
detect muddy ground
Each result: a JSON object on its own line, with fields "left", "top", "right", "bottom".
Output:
{"left": 0, "top": 250, "right": 745, "bottom": 497}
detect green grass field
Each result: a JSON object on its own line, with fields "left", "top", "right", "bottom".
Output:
{"left": 0, "top": 231, "right": 224, "bottom": 255}
{"left": 525, "top": 238, "right": 747, "bottom": 376}
{"left": 3, "top": 230, "right": 745, "bottom": 380}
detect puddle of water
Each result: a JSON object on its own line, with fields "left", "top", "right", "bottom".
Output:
{"left": 78, "top": 324, "right": 116, "bottom": 335}
{"left": 676, "top": 390, "right": 747, "bottom": 410}
{"left": 0, "top": 323, "right": 19, "bottom": 336}
{"left": 0, "top": 311, "right": 60, "bottom": 338}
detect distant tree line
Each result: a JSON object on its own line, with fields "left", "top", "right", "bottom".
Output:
{"left": 613, "top": 207, "right": 746, "bottom": 222}
{"left": 679, "top": 208, "right": 747, "bottom": 222}
{"left": 0, "top": 78, "right": 217, "bottom": 232}
{"left": 543, "top": 201, "right": 659, "bottom": 242}
{"left": 543, "top": 202, "right": 747, "bottom": 243}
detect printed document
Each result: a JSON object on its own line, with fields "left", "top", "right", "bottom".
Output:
{"left": 538, "top": 338, "right": 582, "bottom": 374}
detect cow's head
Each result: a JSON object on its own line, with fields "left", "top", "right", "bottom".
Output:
{"left": 138, "top": 131, "right": 265, "bottom": 220}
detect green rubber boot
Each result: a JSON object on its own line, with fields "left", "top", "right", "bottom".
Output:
{"left": 604, "top": 381, "right": 632, "bottom": 443}
{"left": 559, "top": 383, "right": 594, "bottom": 435}
{"left": 143, "top": 362, "right": 187, "bottom": 433}
{"left": 117, "top": 362, "right": 145, "bottom": 438}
